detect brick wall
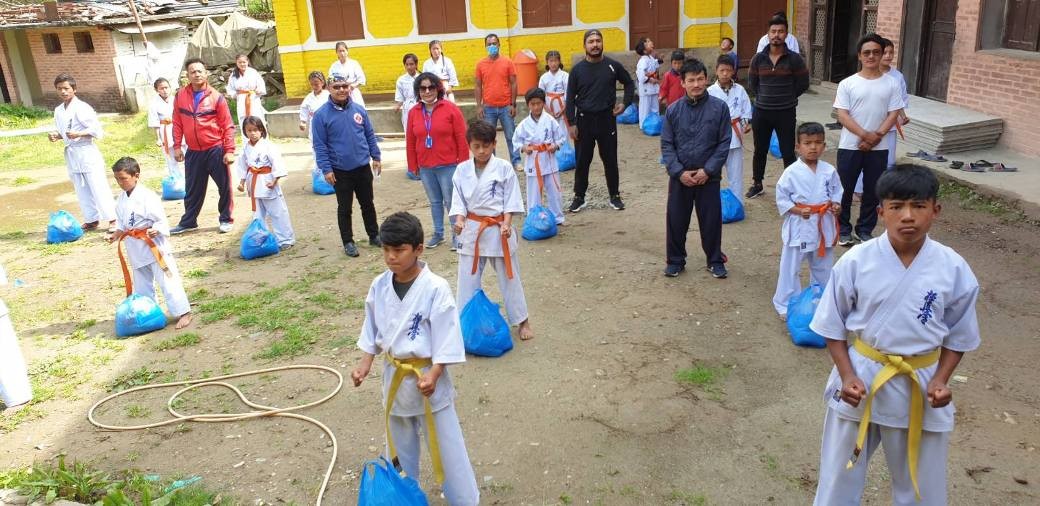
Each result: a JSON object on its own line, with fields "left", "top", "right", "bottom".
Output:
{"left": 27, "top": 26, "right": 125, "bottom": 112}
{"left": 795, "top": 0, "right": 808, "bottom": 46}
{"left": 875, "top": 0, "right": 904, "bottom": 65}
{"left": 0, "top": 35, "right": 21, "bottom": 104}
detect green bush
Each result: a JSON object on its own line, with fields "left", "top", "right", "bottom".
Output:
{"left": 0, "top": 104, "right": 51, "bottom": 130}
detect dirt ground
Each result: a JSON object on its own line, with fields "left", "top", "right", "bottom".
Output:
{"left": 0, "top": 124, "right": 1037, "bottom": 505}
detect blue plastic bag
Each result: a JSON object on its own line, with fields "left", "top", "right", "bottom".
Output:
{"left": 312, "top": 168, "right": 336, "bottom": 195}
{"left": 769, "top": 131, "right": 782, "bottom": 159}
{"left": 616, "top": 103, "right": 638, "bottom": 124}
{"left": 161, "top": 174, "right": 185, "bottom": 200}
{"left": 787, "top": 284, "right": 827, "bottom": 348}
{"left": 721, "top": 188, "right": 745, "bottom": 223}
{"left": 240, "top": 218, "right": 280, "bottom": 260}
{"left": 641, "top": 112, "right": 662, "bottom": 136}
{"left": 46, "top": 210, "right": 83, "bottom": 244}
{"left": 521, "top": 204, "right": 558, "bottom": 241}
{"left": 460, "top": 289, "right": 513, "bottom": 357}
{"left": 555, "top": 142, "right": 576, "bottom": 172}
{"left": 115, "top": 294, "right": 167, "bottom": 338}
{"left": 357, "top": 457, "right": 428, "bottom": 506}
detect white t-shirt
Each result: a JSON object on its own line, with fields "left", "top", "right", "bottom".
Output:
{"left": 833, "top": 73, "right": 903, "bottom": 151}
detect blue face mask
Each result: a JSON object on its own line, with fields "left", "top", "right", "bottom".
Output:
{"left": 487, "top": 45, "right": 499, "bottom": 57}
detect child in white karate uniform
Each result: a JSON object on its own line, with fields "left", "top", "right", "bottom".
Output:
{"left": 538, "top": 50, "right": 570, "bottom": 136}
{"left": 226, "top": 54, "right": 267, "bottom": 135}
{"left": 236, "top": 117, "right": 295, "bottom": 250}
{"left": 352, "top": 212, "right": 480, "bottom": 506}
{"left": 707, "top": 55, "right": 753, "bottom": 200}
{"left": 0, "top": 261, "right": 32, "bottom": 412}
{"left": 329, "top": 41, "right": 367, "bottom": 107}
{"left": 395, "top": 54, "right": 420, "bottom": 132}
{"left": 299, "top": 71, "right": 330, "bottom": 138}
{"left": 147, "top": 78, "right": 184, "bottom": 179}
{"left": 512, "top": 88, "right": 567, "bottom": 224}
{"left": 771, "top": 123, "right": 842, "bottom": 317}
{"left": 635, "top": 37, "right": 661, "bottom": 127}
{"left": 451, "top": 119, "right": 534, "bottom": 341}
{"left": 109, "top": 157, "right": 193, "bottom": 329}
{"left": 49, "top": 73, "right": 116, "bottom": 232}
{"left": 811, "top": 165, "right": 980, "bottom": 505}
{"left": 423, "top": 40, "right": 459, "bottom": 103}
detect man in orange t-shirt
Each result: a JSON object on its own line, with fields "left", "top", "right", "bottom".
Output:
{"left": 474, "top": 33, "right": 521, "bottom": 170}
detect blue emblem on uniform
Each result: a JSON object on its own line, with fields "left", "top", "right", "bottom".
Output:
{"left": 917, "top": 290, "right": 937, "bottom": 325}
{"left": 128, "top": 212, "right": 136, "bottom": 227}
{"left": 490, "top": 181, "right": 498, "bottom": 198}
{"left": 407, "top": 312, "right": 422, "bottom": 340}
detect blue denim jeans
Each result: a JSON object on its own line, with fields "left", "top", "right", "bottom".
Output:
{"left": 419, "top": 164, "right": 457, "bottom": 238}
{"left": 482, "top": 106, "right": 521, "bottom": 165}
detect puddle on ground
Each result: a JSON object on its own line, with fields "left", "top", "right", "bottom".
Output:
{"left": 0, "top": 182, "right": 78, "bottom": 234}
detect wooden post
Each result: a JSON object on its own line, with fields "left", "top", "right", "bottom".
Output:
{"left": 126, "top": 0, "right": 148, "bottom": 45}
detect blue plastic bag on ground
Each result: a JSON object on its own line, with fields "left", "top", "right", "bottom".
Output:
{"left": 641, "top": 112, "right": 662, "bottom": 136}
{"left": 522, "top": 205, "right": 558, "bottom": 241}
{"left": 556, "top": 142, "right": 576, "bottom": 172}
{"left": 769, "top": 131, "right": 782, "bottom": 159}
{"left": 721, "top": 188, "right": 745, "bottom": 223}
{"left": 460, "top": 289, "right": 513, "bottom": 357}
{"left": 616, "top": 103, "right": 638, "bottom": 124}
{"left": 46, "top": 210, "right": 83, "bottom": 243}
{"left": 312, "top": 168, "right": 336, "bottom": 195}
{"left": 115, "top": 294, "right": 167, "bottom": 337}
{"left": 161, "top": 175, "right": 186, "bottom": 200}
{"left": 357, "top": 457, "right": 428, "bottom": 506}
{"left": 240, "top": 218, "right": 280, "bottom": 260}
{"left": 787, "top": 284, "right": 827, "bottom": 348}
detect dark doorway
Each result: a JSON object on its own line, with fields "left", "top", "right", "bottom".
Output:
{"left": 918, "top": 0, "right": 957, "bottom": 101}
{"left": 737, "top": 0, "right": 787, "bottom": 67}
{"left": 0, "top": 63, "right": 10, "bottom": 103}
{"left": 629, "top": 0, "right": 679, "bottom": 50}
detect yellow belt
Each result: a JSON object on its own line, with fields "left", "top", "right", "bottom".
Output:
{"left": 849, "top": 338, "right": 940, "bottom": 500}
{"left": 384, "top": 355, "right": 444, "bottom": 484}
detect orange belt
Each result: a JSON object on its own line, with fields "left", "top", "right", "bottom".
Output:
{"left": 466, "top": 212, "right": 513, "bottom": 279}
{"left": 159, "top": 118, "right": 173, "bottom": 155}
{"left": 118, "top": 229, "right": 169, "bottom": 296}
{"left": 793, "top": 203, "right": 839, "bottom": 258}
{"left": 730, "top": 118, "right": 744, "bottom": 145}
{"left": 237, "top": 90, "right": 256, "bottom": 118}
{"left": 247, "top": 165, "right": 273, "bottom": 211}
{"left": 529, "top": 144, "right": 561, "bottom": 197}
{"left": 547, "top": 93, "right": 569, "bottom": 128}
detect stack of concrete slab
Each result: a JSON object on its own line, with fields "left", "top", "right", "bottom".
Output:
{"left": 904, "top": 96, "right": 1003, "bottom": 154}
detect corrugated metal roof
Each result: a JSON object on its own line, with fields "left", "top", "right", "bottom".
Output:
{"left": 0, "top": 0, "right": 241, "bottom": 29}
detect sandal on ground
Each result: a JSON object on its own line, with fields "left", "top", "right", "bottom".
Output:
{"left": 989, "top": 163, "right": 1018, "bottom": 172}
{"left": 921, "top": 153, "right": 947, "bottom": 162}
{"left": 964, "top": 163, "right": 987, "bottom": 172}
{"left": 949, "top": 161, "right": 964, "bottom": 170}
{"left": 907, "top": 150, "right": 928, "bottom": 158}
{"left": 971, "top": 160, "right": 993, "bottom": 168}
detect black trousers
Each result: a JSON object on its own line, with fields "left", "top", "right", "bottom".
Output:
{"left": 836, "top": 148, "right": 886, "bottom": 237}
{"left": 179, "top": 146, "right": 232, "bottom": 228}
{"left": 666, "top": 178, "right": 724, "bottom": 268}
{"left": 333, "top": 165, "right": 379, "bottom": 245}
{"left": 751, "top": 107, "right": 798, "bottom": 184}
{"left": 574, "top": 110, "right": 620, "bottom": 198}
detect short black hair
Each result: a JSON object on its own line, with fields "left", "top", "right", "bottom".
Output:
{"left": 54, "top": 73, "right": 76, "bottom": 89}
{"left": 721, "top": 37, "right": 735, "bottom": 46}
{"left": 680, "top": 58, "right": 707, "bottom": 79}
{"left": 797, "top": 122, "right": 826, "bottom": 139}
{"left": 485, "top": 33, "right": 499, "bottom": 45}
{"left": 670, "top": 50, "right": 685, "bottom": 62}
{"left": 881, "top": 37, "right": 894, "bottom": 49}
{"left": 525, "top": 87, "right": 546, "bottom": 104}
{"left": 876, "top": 164, "right": 940, "bottom": 202}
{"left": 857, "top": 33, "right": 886, "bottom": 54}
{"left": 241, "top": 116, "right": 267, "bottom": 138}
{"left": 635, "top": 37, "right": 650, "bottom": 56}
{"left": 403, "top": 53, "right": 418, "bottom": 65}
{"left": 413, "top": 72, "right": 444, "bottom": 100}
{"left": 152, "top": 77, "right": 170, "bottom": 90}
{"left": 112, "top": 156, "right": 141, "bottom": 176}
{"left": 184, "top": 57, "right": 206, "bottom": 70}
{"left": 379, "top": 212, "right": 423, "bottom": 247}
{"left": 715, "top": 54, "right": 735, "bottom": 69}
{"left": 466, "top": 119, "right": 496, "bottom": 144}
{"left": 335, "top": 41, "right": 348, "bottom": 51}
{"left": 768, "top": 14, "right": 788, "bottom": 29}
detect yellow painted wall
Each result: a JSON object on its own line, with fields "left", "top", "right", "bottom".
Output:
{"left": 685, "top": 0, "right": 734, "bottom": 19}
{"left": 365, "top": 0, "right": 414, "bottom": 38}
{"left": 683, "top": 23, "right": 734, "bottom": 49}
{"left": 577, "top": 0, "right": 624, "bottom": 23}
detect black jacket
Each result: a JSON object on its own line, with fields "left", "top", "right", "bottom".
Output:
{"left": 565, "top": 57, "right": 635, "bottom": 123}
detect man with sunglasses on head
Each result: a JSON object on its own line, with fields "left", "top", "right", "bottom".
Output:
{"left": 311, "top": 74, "right": 383, "bottom": 258}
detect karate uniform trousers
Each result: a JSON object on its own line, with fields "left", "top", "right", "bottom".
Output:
{"left": 638, "top": 93, "right": 659, "bottom": 127}
{"left": 527, "top": 173, "right": 565, "bottom": 225}
{"left": 132, "top": 251, "right": 191, "bottom": 318}
{"left": 254, "top": 196, "right": 295, "bottom": 247}
{"left": 725, "top": 147, "right": 744, "bottom": 201}
{"left": 66, "top": 144, "right": 116, "bottom": 223}
{"left": 388, "top": 402, "right": 480, "bottom": 506}
{"left": 0, "top": 298, "right": 32, "bottom": 407}
{"left": 456, "top": 254, "right": 529, "bottom": 326}
{"left": 772, "top": 246, "right": 834, "bottom": 315}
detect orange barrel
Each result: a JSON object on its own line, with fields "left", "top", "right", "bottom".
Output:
{"left": 513, "top": 49, "right": 539, "bottom": 95}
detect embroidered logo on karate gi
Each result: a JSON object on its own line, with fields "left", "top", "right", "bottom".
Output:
{"left": 353, "top": 112, "right": 363, "bottom": 125}
{"left": 128, "top": 212, "right": 137, "bottom": 227}
{"left": 489, "top": 181, "right": 498, "bottom": 198}
{"left": 917, "top": 290, "right": 938, "bottom": 325}
{"left": 407, "top": 312, "right": 422, "bottom": 340}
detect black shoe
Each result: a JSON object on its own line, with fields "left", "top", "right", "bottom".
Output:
{"left": 609, "top": 195, "right": 625, "bottom": 210}
{"left": 664, "top": 264, "right": 685, "bottom": 277}
{"left": 745, "top": 183, "right": 764, "bottom": 199}
{"left": 369, "top": 236, "right": 382, "bottom": 247}
{"left": 344, "top": 242, "right": 360, "bottom": 257}
{"left": 707, "top": 264, "right": 728, "bottom": 279}
{"left": 568, "top": 196, "right": 587, "bottom": 213}
{"left": 838, "top": 235, "right": 855, "bottom": 247}
{"left": 170, "top": 225, "right": 197, "bottom": 235}
{"left": 854, "top": 230, "right": 873, "bottom": 243}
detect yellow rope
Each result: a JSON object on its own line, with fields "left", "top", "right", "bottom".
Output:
{"left": 87, "top": 364, "right": 343, "bottom": 506}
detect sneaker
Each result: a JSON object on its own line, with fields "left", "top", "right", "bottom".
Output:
{"left": 369, "top": 236, "right": 382, "bottom": 247}
{"left": 838, "top": 235, "right": 855, "bottom": 247}
{"left": 344, "top": 242, "right": 360, "bottom": 257}
{"left": 218, "top": 222, "right": 233, "bottom": 234}
{"left": 854, "top": 230, "right": 873, "bottom": 243}
{"left": 279, "top": 243, "right": 294, "bottom": 251}
{"left": 707, "top": 264, "right": 728, "bottom": 279}
{"left": 609, "top": 195, "right": 626, "bottom": 210}
{"left": 663, "top": 264, "right": 685, "bottom": 277}
{"left": 426, "top": 235, "right": 445, "bottom": 249}
{"left": 405, "top": 171, "right": 422, "bottom": 181}
{"left": 745, "top": 183, "right": 765, "bottom": 199}
{"left": 567, "top": 196, "right": 587, "bottom": 213}
{"left": 170, "top": 225, "right": 197, "bottom": 235}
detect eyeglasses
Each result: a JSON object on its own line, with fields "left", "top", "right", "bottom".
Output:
{"left": 419, "top": 85, "right": 437, "bottom": 91}
{"left": 861, "top": 49, "right": 882, "bottom": 56}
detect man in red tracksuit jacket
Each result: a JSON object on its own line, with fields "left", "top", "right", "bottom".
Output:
{"left": 171, "top": 57, "right": 237, "bottom": 234}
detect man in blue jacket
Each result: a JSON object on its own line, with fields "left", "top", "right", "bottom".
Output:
{"left": 661, "top": 59, "right": 732, "bottom": 279}
{"left": 312, "top": 73, "right": 383, "bottom": 257}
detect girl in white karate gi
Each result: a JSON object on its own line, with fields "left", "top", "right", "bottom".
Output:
{"left": 352, "top": 212, "right": 480, "bottom": 506}
{"left": 635, "top": 38, "right": 661, "bottom": 127}
{"left": 0, "top": 261, "right": 32, "bottom": 412}
{"left": 707, "top": 55, "right": 753, "bottom": 200}
{"left": 299, "top": 71, "right": 329, "bottom": 139}
{"left": 329, "top": 41, "right": 367, "bottom": 107}
{"left": 147, "top": 78, "right": 184, "bottom": 179}
{"left": 422, "top": 40, "right": 459, "bottom": 102}
{"left": 49, "top": 73, "right": 116, "bottom": 232}
{"left": 771, "top": 123, "right": 842, "bottom": 317}
{"left": 226, "top": 54, "right": 267, "bottom": 136}
{"left": 395, "top": 54, "right": 420, "bottom": 132}
{"left": 236, "top": 117, "right": 295, "bottom": 250}
{"left": 451, "top": 120, "right": 534, "bottom": 340}
{"left": 109, "top": 157, "right": 193, "bottom": 329}
{"left": 810, "top": 165, "right": 980, "bottom": 506}
{"left": 538, "top": 50, "right": 570, "bottom": 136}
{"left": 512, "top": 88, "right": 567, "bottom": 224}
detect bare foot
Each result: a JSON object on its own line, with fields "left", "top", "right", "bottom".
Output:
{"left": 778, "top": 313, "right": 787, "bottom": 322}
{"left": 518, "top": 320, "right": 534, "bottom": 340}
{"left": 175, "top": 312, "right": 194, "bottom": 329}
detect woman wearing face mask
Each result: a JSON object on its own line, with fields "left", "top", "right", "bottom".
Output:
{"left": 405, "top": 72, "right": 468, "bottom": 249}
{"left": 226, "top": 54, "right": 267, "bottom": 135}
{"left": 328, "top": 41, "right": 367, "bottom": 107}
{"left": 422, "top": 40, "right": 459, "bottom": 102}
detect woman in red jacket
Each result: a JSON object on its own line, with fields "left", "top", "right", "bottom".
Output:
{"left": 406, "top": 72, "right": 469, "bottom": 249}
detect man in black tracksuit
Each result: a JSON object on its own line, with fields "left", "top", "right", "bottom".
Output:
{"left": 747, "top": 14, "right": 810, "bottom": 199}
{"left": 565, "top": 29, "right": 635, "bottom": 212}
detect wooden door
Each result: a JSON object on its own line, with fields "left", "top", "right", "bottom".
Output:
{"left": 628, "top": 0, "right": 679, "bottom": 50}
{"left": 919, "top": 0, "right": 957, "bottom": 101}
{"left": 737, "top": 0, "right": 788, "bottom": 66}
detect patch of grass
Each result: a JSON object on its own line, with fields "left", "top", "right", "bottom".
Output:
{"left": 1, "top": 113, "right": 160, "bottom": 173}
{"left": 108, "top": 366, "right": 171, "bottom": 392}
{"left": 0, "top": 103, "right": 50, "bottom": 130}
{"left": 307, "top": 291, "right": 339, "bottom": 310}
{"left": 619, "top": 485, "right": 637, "bottom": 497}
{"left": 184, "top": 269, "right": 210, "bottom": 279}
{"left": 939, "top": 181, "right": 1031, "bottom": 223}
{"left": 13, "top": 176, "right": 36, "bottom": 186}
{"left": 327, "top": 335, "right": 357, "bottom": 349}
{"left": 345, "top": 295, "right": 365, "bottom": 310}
{"left": 668, "top": 490, "right": 708, "bottom": 505}
{"left": 26, "top": 240, "right": 79, "bottom": 256}
{"left": 675, "top": 364, "right": 727, "bottom": 389}
{"left": 255, "top": 325, "right": 317, "bottom": 360}
{"left": 188, "top": 287, "right": 212, "bottom": 301}
{"left": 0, "top": 230, "right": 27, "bottom": 240}
{"left": 154, "top": 332, "right": 202, "bottom": 351}
{"left": 198, "top": 288, "right": 281, "bottom": 323}
{"left": 125, "top": 404, "right": 151, "bottom": 418}
{"left": 560, "top": 493, "right": 573, "bottom": 504}
{"left": 761, "top": 454, "right": 779, "bottom": 472}
{"left": 76, "top": 319, "right": 98, "bottom": 330}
